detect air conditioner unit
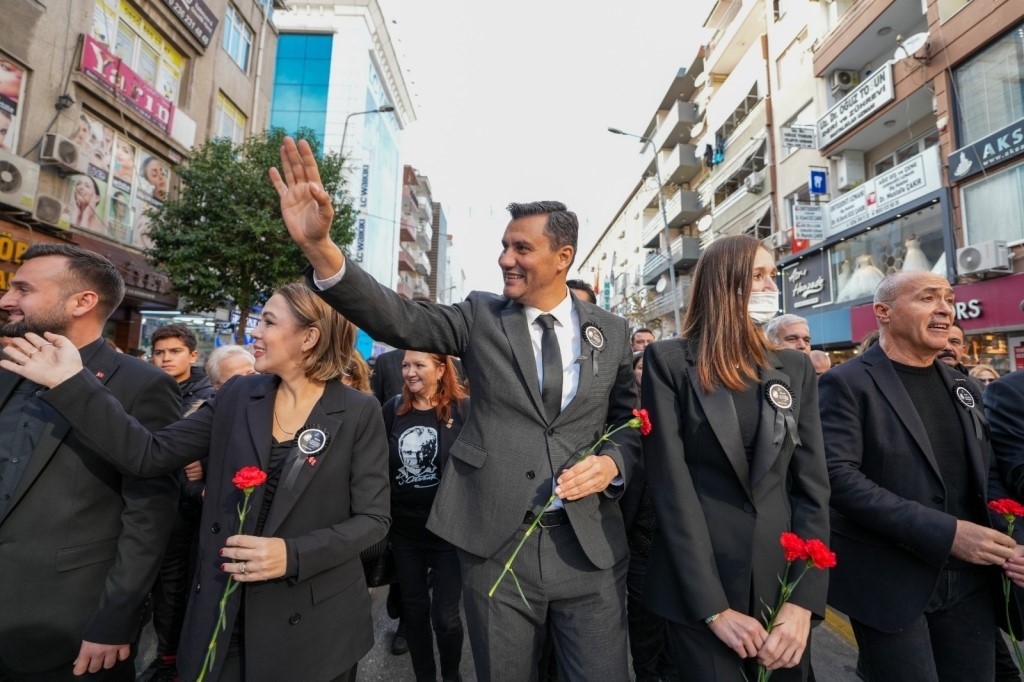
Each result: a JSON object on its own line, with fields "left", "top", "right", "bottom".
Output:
{"left": 764, "top": 231, "right": 790, "bottom": 250}
{"left": 0, "top": 149, "right": 40, "bottom": 213}
{"left": 836, "top": 150, "right": 865, "bottom": 191}
{"left": 40, "top": 133, "right": 88, "bottom": 174}
{"left": 956, "top": 240, "right": 1012, "bottom": 276}
{"left": 743, "top": 171, "right": 765, "bottom": 193}
{"left": 830, "top": 69, "right": 858, "bottom": 94}
{"left": 32, "top": 194, "right": 71, "bottom": 230}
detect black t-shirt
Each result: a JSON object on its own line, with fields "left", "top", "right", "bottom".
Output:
{"left": 384, "top": 396, "right": 469, "bottom": 533}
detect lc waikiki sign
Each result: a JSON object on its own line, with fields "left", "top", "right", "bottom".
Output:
{"left": 80, "top": 35, "right": 175, "bottom": 134}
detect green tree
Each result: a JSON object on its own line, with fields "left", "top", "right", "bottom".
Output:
{"left": 144, "top": 128, "right": 354, "bottom": 342}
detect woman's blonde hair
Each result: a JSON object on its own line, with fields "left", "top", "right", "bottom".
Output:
{"left": 273, "top": 282, "right": 355, "bottom": 383}
{"left": 344, "top": 350, "right": 373, "bottom": 394}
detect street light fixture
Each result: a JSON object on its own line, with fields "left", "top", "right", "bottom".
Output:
{"left": 608, "top": 126, "right": 683, "bottom": 334}
{"left": 340, "top": 104, "right": 396, "bottom": 162}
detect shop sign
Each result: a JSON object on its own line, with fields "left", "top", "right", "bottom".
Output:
{"left": 160, "top": 0, "right": 218, "bottom": 48}
{"left": 354, "top": 164, "right": 369, "bottom": 263}
{"left": 817, "top": 63, "right": 894, "bottom": 149}
{"left": 782, "top": 125, "right": 817, "bottom": 149}
{"left": 81, "top": 35, "right": 175, "bottom": 134}
{"left": 827, "top": 146, "right": 941, "bottom": 236}
{"left": 947, "top": 115, "right": 1024, "bottom": 183}
{"left": 0, "top": 222, "right": 66, "bottom": 292}
{"left": 793, "top": 204, "right": 825, "bottom": 241}
{"left": 782, "top": 251, "right": 832, "bottom": 310}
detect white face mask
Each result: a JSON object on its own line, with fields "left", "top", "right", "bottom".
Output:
{"left": 748, "top": 291, "right": 780, "bottom": 325}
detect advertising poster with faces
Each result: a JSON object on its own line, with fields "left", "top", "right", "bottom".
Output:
{"left": 108, "top": 134, "right": 137, "bottom": 242}
{"left": 133, "top": 155, "right": 170, "bottom": 248}
{"left": 67, "top": 113, "right": 113, "bottom": 237}
{"left": 0, "top": 56, "right": 26, "bottom": 153}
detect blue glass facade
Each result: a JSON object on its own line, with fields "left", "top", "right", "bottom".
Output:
{"left": 270, "top": 34, "right": 332, "bottom": 141}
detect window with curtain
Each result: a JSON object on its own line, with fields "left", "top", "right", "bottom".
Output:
{"left": 962, "top": 162, "right": 1024, "bottom": 245}
{"left": 953, "top": 23, "right": 1024, "bottom": 145}
{"left": 215, "top": 93, "right": 247, "bottom": 144}
{"left": 223, "top": 5, "right": 254, "bottom": 72}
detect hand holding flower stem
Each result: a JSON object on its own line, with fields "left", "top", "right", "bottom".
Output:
{"left": 989, "top": 498, "right": 1024, "bottom": 673}
{"left": 197, "top": 467, "right": 268, "bottom": 682}
{"left": 487, "top": 409, "right": 652, "bottom": 607}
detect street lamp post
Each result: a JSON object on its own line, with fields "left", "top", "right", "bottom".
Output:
{"left": 340, "top": 104, "right": 396, "bottom": 162}
{"left": 608, "top": 127, "right": 683, "bottom": 334}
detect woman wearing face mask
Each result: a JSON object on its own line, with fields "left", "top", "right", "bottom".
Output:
{"left": 640, "top": 235, "right": 829, "bottom": 681}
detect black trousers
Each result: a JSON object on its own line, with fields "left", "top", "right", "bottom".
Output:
{"left": 151, "top": 506, "right": 200, "bottom": 656}
{"left": 852, "top": 566, "right": 996, "bottom": 682}
{"left": 391, "top": 529, "right": 464, "bottom": 682}
{"left": 627, "top": 552, "right": 679, "bottom": 682}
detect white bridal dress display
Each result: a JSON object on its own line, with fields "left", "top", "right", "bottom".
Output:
{"left": 901, "top": 237, "right": 932, "bottom": 272}
{"left": 835, "top": 259, "right": 852, "bottom": 293}
{"left": 837, "top": 254, "right": 885, "bottom": 302}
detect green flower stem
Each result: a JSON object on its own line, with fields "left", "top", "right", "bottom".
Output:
{"left": 487, "top": 420, "right": 639, "bottom": 605}
{"left": 1000, "top": 517, "right": 1024, "bottom": 673}
{"left": 197, "top": 488, "right": 255, "bottom": 682}
{"left": 757, "top": 561, "right": 812, "bottom": 682}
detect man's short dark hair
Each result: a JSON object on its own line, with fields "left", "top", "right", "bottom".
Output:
{"left": 506, "top": 201, "right": 578, "bottom": 266}
{"left": 151, "top": 322, "right": 198, "bottom": 352}
{"left": 566, "top": 279, "right": 597, "bottom": 304}
{"left": 631, "top": 327, "right": 654, "bottom": 343}
{"left": 22, "top": 244, "right": 125, "bottom": 320}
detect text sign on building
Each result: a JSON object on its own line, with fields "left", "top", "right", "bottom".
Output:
{"left": 827, "top": 146, "right": 941, "bottom": 236}
{"left": 782, "top": 125, "right": 817, "bottom": 150}
{"left": 354, "top": 164, "right": 370, "bottom": 263}
{"left": 947, "top": 115, "right": 1024, "bottom": 183}
{"left": 81, "top": 35, "right": 175, "bottom": 134}
{"left": 782, "top": 251, "right": 832, "bottom": 310}
{"left": 161, "top": 0, "right": 219, "bottom": 48}
{"left": 817, "top": 63, "right": 894, "bottom": 149}
{"left": 793, "top": 204, "right": 826, "bottom": 241}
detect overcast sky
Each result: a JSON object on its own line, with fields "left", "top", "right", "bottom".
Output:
{"left": 383, "top": 0, "right": 714, "bottom": 292}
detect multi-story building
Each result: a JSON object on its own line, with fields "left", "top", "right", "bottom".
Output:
{"left": 0, "top": 0, "right": 283, "bottom": 350}
{"left": 397, "top": 165, "right": 433, "bottom": 301}
{"left": 429, "top": 200, "right": 448, "bottom": 303}
{"left": 269, "top": 0, "right": 414, "bottom": 289}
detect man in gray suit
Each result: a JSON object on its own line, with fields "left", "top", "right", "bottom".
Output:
{"left": 271, "top": 137, "right": 640, "bottom": 680}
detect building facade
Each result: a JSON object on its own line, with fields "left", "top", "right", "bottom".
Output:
{"left": 270, "top": 0, "right": 414, "bottom": 289}
{"left": 397, "top": 165, "right": 433, "bottom": 301}
{"left": 1, "top": 0, "right": 283, "bottom": 350}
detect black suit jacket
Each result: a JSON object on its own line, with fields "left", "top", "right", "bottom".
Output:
{"left": 371, "top": 348, "right": 406, "bottom": 405}
{"left": 641, "top": 339, "right": 830, "bottom": 626}
{"left": 0, "top": 342, "right": 180, "bottom": 675}
{"left": 985, "top": 369, "right": 1024, "bottom": 499}
{"left": 41, "top": 371, "right": 390, "bottom": 682}
{"left": 819, "top": 343, "right": 1005, "bottom": 632}
{"left": 312, "top": 261, "right": 640, "bottom": 570}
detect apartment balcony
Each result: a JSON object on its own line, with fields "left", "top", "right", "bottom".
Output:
{"left": 642, "top": 251, "right": 669, "bottom": 285}
{"left": 402, "top": 185, "right": 418, "bottom": 214}
{"left": 399, "top": 217, "right": 417, "bottom": 243}
{"left": 413, "top": 278, "right": 431, "bottom": 299}
{"left": 646, "top": 277, "right": 692, "bottom": 319}
{"left": 812, "top": 0, "right": 926, "bottom": 78}
{"left": 416, "top": 192, "right": 433, "bottom": 224}
{"left": 664, "top": 188, "right": 704, "bottom": 229}
{"left": 641, "top": 213, "right": 664, "bottom": 249}
{"left": 417, "top": 221, "right": 433, "bottom": 250}
{"left": 669, "top": 236, "right": 702, "bottom": 270}
{"left": 412, "top": 249, "right": 431, "bottom": 276}
{"left": 653, "top": 101, "right": 700, "bottom": 152}
{"left": 397, "top": 249, "right": 415, "bottom": 272}
{"left": 660, "top": 144, "right": 700, "bottom": 186}
{"left": 703, "top": 0, "right": 765, "bottom": 77}
{"left": 396, "top": 279, "right": 413, "bottom": 299}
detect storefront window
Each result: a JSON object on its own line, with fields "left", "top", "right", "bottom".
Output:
{"left": 963, "top": 331, "right": 1012, "bottom": 375}
{"left": 830, "top": 203, "right": 944, "bottom": 303}
{"left": 962, "top": 161, "right": 1024, "bottom": 245}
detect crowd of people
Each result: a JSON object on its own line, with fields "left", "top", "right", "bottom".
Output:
{"left": 1, "top": 135, "right": 1023, "bottom": 682}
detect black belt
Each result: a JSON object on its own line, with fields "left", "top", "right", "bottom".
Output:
{"left": 523, "top": 508, "right": 569, "bottom": 528}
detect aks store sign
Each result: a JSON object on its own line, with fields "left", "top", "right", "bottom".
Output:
{"left": 947, "top": 115, "right": 1024, "bottom": 183}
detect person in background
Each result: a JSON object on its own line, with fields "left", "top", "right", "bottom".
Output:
{"left": 631, "top": 327, "right": 656, "bottom": 353}
{"left": 2, "top": 282, "right": 391, "bottom": 681}
{"left": 385, "top": 351, "right": 469, "bottom": 682}
{"left": 764, "top": 314, "right": 812, "bottom": 354}
{"left": 938, "top": 321, "right": 969, "bottom": 373}
{"left": 632, "top": 350, "right": 644, "bottom": 391}
{"left": 642, "top": 235, "right": 829, "bottom": 681}
{"left": 0, "top": 244, "right": 179, "bottom": 680}
{"left": 151, "top": 323, "right": 215, "bottom": 407}
{"left": 970, "top": 364, "right": 999, "bottom": 390}
{"left": 205, "top": 345, "right": 256, "bottom": 391}
{"left": 344, "top": 350, "right": 373, "bottom": 394}
{"left": 809, "top": 350, "right": 831, "bottom": 376}
{"left": 566, "top": 278, "right": 597, "bottom": 305}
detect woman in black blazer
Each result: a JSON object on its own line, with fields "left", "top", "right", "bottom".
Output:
{"left": 641, "top": 235, "right": 829, "bottom": 681}
{"left": 1, "top": 282, "right": 390, "bottom": 682}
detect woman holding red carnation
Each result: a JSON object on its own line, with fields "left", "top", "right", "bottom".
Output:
{"left": 1, "top": 283, "right": 390, "bottom": 682}
{"left": 640, "top": 235, "right": 830, "bottom": 681}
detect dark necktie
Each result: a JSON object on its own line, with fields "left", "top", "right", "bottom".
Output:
{"left": 536, "top": 314, "right": 563, "bottom": 422}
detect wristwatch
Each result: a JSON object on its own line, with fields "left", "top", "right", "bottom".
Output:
{"left": 704, "top": 612, "right": 721, "bottom": 626}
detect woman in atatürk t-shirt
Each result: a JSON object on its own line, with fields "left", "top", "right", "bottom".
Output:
{"left": 383, "top": 351, "right": 469, "bottom": 682}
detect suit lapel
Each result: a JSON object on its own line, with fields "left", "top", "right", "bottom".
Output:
{"left": 686, "top": 364, "right": 753, "bottom": 500}
{"left": 937, "top": 367, "right": 989, "bottom": 490}
{"left": 558, "top": 298, "right": 595, "bottom": 424}
{"left": 262, "top": 383, "right": 344, "bottom": 536}
{"left": 1, "top": 343, "right": 119, "bottom": 525}
{"left": 246, "top": 380, "right": 276, "bottom": 471}
{"left": 500, "top": 301, "right": 545, "bottom": 420}
{"left": 750, "top": 354, "right": 790, "bottom": 488}
{"left": 864, "top": 346, "right": 943, "bottom": 481}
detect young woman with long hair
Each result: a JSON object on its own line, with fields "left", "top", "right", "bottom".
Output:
{"left": 640, "top": 235, "right": 829, "bottom": 681}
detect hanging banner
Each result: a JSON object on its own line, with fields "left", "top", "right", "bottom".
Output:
{"left": 81, "top": 35, "right": 175, "bottom": 134}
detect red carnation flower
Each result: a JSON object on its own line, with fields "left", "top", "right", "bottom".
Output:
{"left": 780, "top": 532, "right": 808, "bottom": 562}
{"left": 804, "top": 538, "right": 837, "bottom": 569}
{"left": 232, "top": 466, "right": 267, "bottom": 491}
{"left": 989, "top": 498, "right": 1024, "bottom": 519}
{"left": 632, "top": 408, "right": 653, "bottom": 436}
